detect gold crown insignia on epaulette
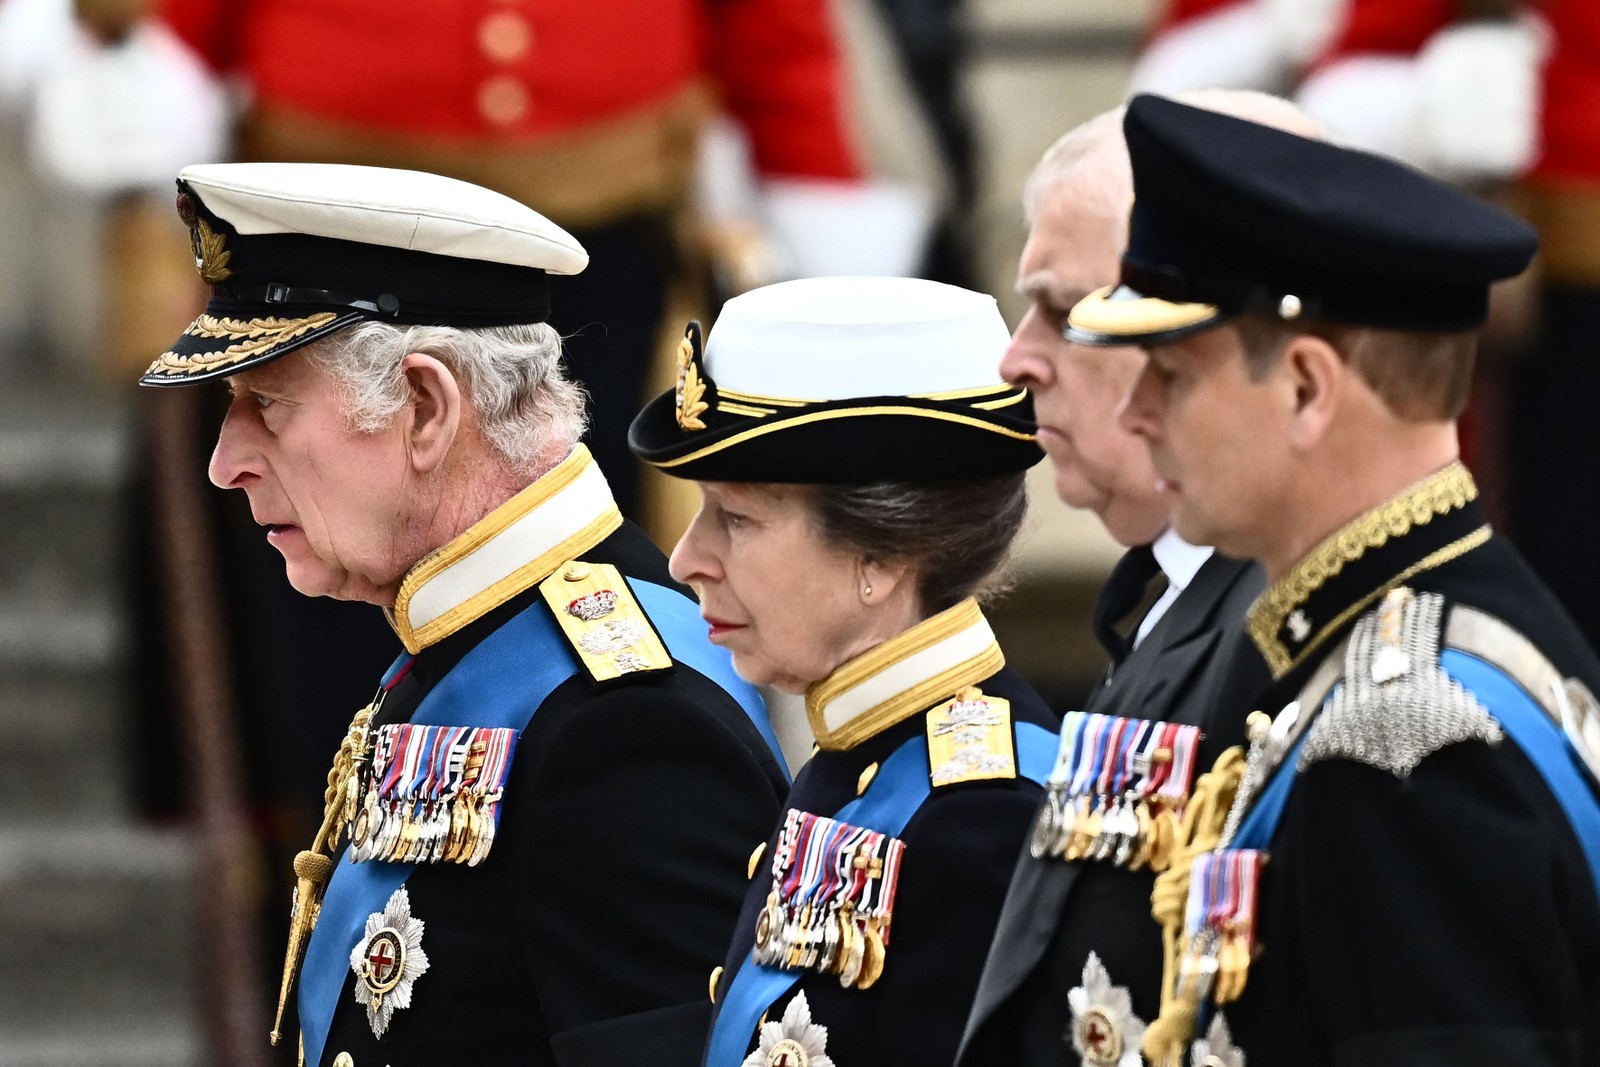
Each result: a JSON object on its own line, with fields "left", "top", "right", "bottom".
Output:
{"left": 538, "top": 561, "right": 673, "bottom": 684}
{"left": 926, "top": 687, "right": 1017, "bottom": 787}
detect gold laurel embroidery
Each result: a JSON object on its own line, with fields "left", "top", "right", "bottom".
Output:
{"left": 145, "top": 312, "right": 340, "bottom": 377}
{"left": 194, "top": 217, "right": 233, "bottom": 283}
{"left": 676, "top": 336, "right": 709, "bottom": 431}
{"left": 1246, "top": 462, "right": 1478, "bottom": 675}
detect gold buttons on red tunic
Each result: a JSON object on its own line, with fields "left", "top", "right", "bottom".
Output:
{"left": 479, "top": 11, "right": 533, "bottom": 63}
{"left": 478, "top": 75, "right": 530, "bottom": 126}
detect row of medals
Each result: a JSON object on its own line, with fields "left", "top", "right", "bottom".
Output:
{"left": 346, "top": 741, "right": 502, "bottom": 866}
{"left": 753, "top": 895, "right": 887, "bottom": 990}
{"left": 1030, "top": 789, "right": 1183, "bottom": 872}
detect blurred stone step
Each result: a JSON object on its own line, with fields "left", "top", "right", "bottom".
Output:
{"left": 0, "top": 603, "right": 123, "bottom": 671}
{"left": 0, "top": 1027, "right": 199, "bottom": 1067}
{"left": 0, "top": 398, "right": 129, "bottom": 491}
{"left": 0, "top": 485, "right": 126, "bottom": 606}
{"left": 0, "top": 826, "right": 199, "bottom": 1038}
{"left": 0, "top": 670, "right": 130, "bottom": 821}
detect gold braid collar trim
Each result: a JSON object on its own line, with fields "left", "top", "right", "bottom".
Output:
{"left": 144, "top": 312, "right": 341, "bottom": 378}
{"left": 806, "top": 598, "right": 1005, "bottom": 750}
{"left": 1247, "top": 462, "right": 1479, "bottom": 677}
{"left": 389, "top": 445, "right": 622, "bottom": 653}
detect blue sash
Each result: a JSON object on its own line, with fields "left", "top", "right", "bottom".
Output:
{"left": 704, "top": 721, "right": 1058, "bottom": 1066}
{"left": 1233, "top": 653, "right": 1600, "bottom": 899}
{"left": 300, "top": 578, "right": 774, "bottom": 1067}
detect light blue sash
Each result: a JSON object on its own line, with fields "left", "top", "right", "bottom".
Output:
{"left": 704, "top": 721, "right": 1057, "bottom": 1066}
{"left": 1233, "top": 653, "right": 1600, "bottom": 900}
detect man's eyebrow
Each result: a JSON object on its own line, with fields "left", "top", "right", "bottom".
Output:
{"left": 1016, "top": 271, "right": 1088, "bottom": 307}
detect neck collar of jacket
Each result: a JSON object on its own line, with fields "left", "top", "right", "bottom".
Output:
{"left": 1247, "top": 461, "right": 1489, "bottom": 679}
{"left": 806, "top": 598, "right": 1004, "bottom": 750}
{"left": 388, "top": 445, "right": 622, "bottom": 653}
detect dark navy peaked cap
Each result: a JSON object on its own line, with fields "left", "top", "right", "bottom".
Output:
{"left": 1067, "top": 94, "right": 1539, "bottom": 346}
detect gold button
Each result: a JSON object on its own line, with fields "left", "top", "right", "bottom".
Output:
{"left": 477, "top": 76, "right": 530, "bottom": 126}
{"left": 479, "top": 11, "right": 532, "bottom": 62}
{"left": 708, "top": 964, "right": 723, "bottom": 1002}
{"left": 747, "top": 841, "right": 766, "bottom": 879}
{"left": 856, "top": 762, "right": 879, "bottom": 795}
{"left": 563, "top": 562, "right": 591, "bottom": 582}
{"left": 332, "top": 1055, "right": 354, "bottom": 1067}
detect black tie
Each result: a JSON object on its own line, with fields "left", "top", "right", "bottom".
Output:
{"left": 1092, "top": 543, "right": 1165, "bottom": 664}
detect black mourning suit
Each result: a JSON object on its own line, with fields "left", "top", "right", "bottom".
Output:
{"left": 956, "top": 546, "right": 1266, "bottom": 1065}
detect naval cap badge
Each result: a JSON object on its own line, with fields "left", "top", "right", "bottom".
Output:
{"left": 742, "top": 990, "right": 835, "bottom": 1067}
{"left": 1068, "top": 952, "right": 1147, "bottom": 1067}
{"left": 350, "top": 886, "right": 430, "bottom": 1039}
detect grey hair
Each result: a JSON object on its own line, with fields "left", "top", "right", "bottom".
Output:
{"left": 309, "top": 321, "right": 588, "bottom": 475}
{"left": 1021, "top": 91, "right": 1320, "bottom": 226}
{"left": 1022, "top": 106, "right": 1129, "bottom": 226}
{"left": 803, "top": 474, "right": 1030, "bottom": 615}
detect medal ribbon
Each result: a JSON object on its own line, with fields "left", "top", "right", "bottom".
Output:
{"left": 706, "top": 719, "right": 1059, "bottom": 1067}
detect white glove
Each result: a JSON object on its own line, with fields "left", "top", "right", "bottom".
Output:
{"left": 1415, "top": 15, "right": 1548, "bottom": 183}
{"left": 28, "top": 16, "right": 229, "bottom": 195}
{"left": 1131, "top": 2, "right": 1292, "bottom": 95}
{"left": 1298, "top": 54, "right": 1427, "bottom": 168}
{"left": 759, "top": 177, "right": 934, "bottom": 280}
{"left": 0, "top": 0, "right": 74, "bottom": 115}
{"left": 1299, "top": 15, "right": 1547, "bottom": 184}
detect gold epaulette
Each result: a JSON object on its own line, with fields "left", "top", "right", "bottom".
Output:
{"left": 538, "top": 561, "right": 674, "bottom": 684}
{"left": 925, "top": 687, "right": 1017, "bottom": 787}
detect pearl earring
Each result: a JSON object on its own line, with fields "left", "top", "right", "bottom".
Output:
{"left": 863, "top": 585, "right": 873, "bottom": 597}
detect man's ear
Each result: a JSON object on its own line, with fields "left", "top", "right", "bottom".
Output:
{"left": 400, "top": 353, "right": 461, "bottom": 474}
{"left": 1282, "top": 333, "right": 1344, "bottom": 451}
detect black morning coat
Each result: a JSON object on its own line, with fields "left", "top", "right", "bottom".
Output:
{"left": 957, "top": 546, "right": 1267, "bottom": 1066}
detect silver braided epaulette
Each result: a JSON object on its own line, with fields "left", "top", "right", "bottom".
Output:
{"left": 1297, "top": 588, "right": 1503, "bottom": 777}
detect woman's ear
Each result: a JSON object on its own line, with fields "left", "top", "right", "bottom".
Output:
{"left": 1281, "top": 333, "right": 1343, "bottom": 451}
{"left": 400, "top": 353, "right": 462, "bottom": 474}
{"left": 859, "top": 557, "right": 912, "bottom": 605}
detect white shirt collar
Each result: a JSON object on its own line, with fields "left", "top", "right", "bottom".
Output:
{"left": 1150, "top": 527, "right": 1212, "bottom": 594}
{"left": 1133, "top": 528, "right": 1215, "bottom": 648}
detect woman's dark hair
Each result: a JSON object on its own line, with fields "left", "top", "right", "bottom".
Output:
{"left": 802, "top": 473, "right": 1030, "bottom": 615}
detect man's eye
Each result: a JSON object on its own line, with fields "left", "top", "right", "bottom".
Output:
{"left": 254, "top": 393, "right": 277, "bottom": 410}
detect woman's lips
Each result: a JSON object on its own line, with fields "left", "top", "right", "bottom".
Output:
{"left": 704, "top": 617, "right": 745, "bottom": 639}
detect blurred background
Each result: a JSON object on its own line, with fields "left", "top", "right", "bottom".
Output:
{"left": 0, "top": 0, "right": 1592, "bottom": 1061}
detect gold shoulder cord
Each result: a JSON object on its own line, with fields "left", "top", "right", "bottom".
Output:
{"left": 1142, "top": 744, "right": 1249, "bottom": 1067}
{"left": 271, "top": 695, "right": 380, "bottom": 1055}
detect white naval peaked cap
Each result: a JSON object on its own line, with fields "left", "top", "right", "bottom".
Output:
{"left": 704, "top": 276, "right": 1012, "bottom": 399}
{"left": 628, "top": 276, "right": 1043, "bottom": 484}
{"left": 177, "top": 162, "right": 589, "bottom": 274}
{"left": 142, "top": 162, "right": 587, "bottom": 386}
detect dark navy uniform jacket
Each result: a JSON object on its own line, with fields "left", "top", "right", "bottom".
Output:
{"left": 1191, "top": 465, "right": 1600, "bottom": 1067}
{"left": 704, "top": 600, "right": 1059, "bottom": 1067}
{"left": 296, "top": 449, "right": 789, "bottom": 1067}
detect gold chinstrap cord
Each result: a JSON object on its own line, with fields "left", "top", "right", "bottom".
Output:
{"left": 1142, "top": 745, "right": 1248, "bottom": 1067}
{"left": 270, "top": 698, "right": 378, "bottom": 1055}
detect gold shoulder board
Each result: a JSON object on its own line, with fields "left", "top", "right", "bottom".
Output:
{"left": 538, "top": 561, "right": 674, "bottom": 684}
{"left": 926, "top": 688, "right": 1017, "bottom": 787}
